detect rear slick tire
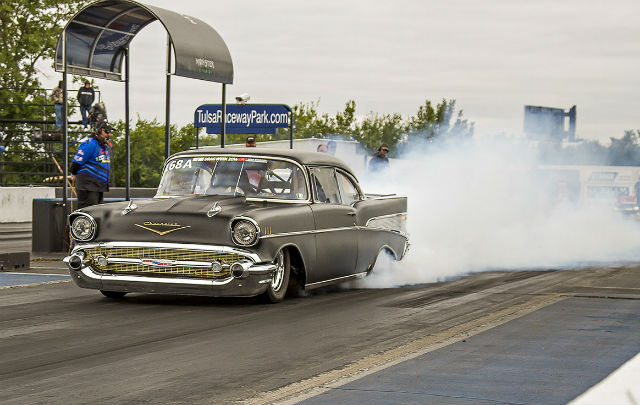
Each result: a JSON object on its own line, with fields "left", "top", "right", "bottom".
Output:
{"left": 261, "top": 249, "right": 290, "bottom": 303}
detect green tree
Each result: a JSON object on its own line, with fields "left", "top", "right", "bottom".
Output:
{"left": 110, "top": 119, "right": 169, "bottom": 188}
{"left": 406, "top": 99, "right": 474, "bottom": 141}
{"left": 289, "top": 99, "right": 333, "bottom": 138}
{"left": 354, "top": 112, "right": 405, "bottom": 154}
{"left": 0, "top": 1, "right": 85, "bottom": 185}
{"left": 328, "top": 99, "right": 357, "bottom": 136}
{"left": 0, "top": 0, "right": 83, "bottom": 124}
{"left": 607, "top": 130, "right": 640, "bottom": 166}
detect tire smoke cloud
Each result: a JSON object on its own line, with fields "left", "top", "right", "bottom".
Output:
{"left": 349, "top": 137, "right": 640, "bottom": 288}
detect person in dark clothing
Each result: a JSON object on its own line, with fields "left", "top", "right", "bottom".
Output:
{"left": 368, "top": 144, "right": 390, "bottom": 172}
{"left": 88, "top": 101, "right": 107, "bottom": 128}
{"left": 77, "top": 81, "right": 95, "bottom": 129}
{"left": 52, "top": 80, "right": 64, "bottom": 129}
{"left": 71, "top": 121, "right": 112, "bottom": 209}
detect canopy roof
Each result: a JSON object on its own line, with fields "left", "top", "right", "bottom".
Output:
{"left": 55, "top": 0, "right": 233, "bottom": 83}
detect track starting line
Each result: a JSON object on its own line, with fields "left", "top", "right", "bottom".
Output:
{"left": 0, "top": 272, "right": 70, "bottom": 287}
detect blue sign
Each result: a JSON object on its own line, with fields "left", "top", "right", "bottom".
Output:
{"left": 194, "top": 104, "right": 291, "bottom": 134}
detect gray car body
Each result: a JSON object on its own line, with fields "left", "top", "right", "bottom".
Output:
{"left": 65, "top": 148, "right": 409, "bottom": 296}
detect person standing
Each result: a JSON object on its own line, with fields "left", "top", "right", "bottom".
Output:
{"left": 89, "top": 101, "right": 107, "bottom": 127}
{"left": 77, "top": 81, "right": 95, "bottom": 129}
{"left": 70, "top": 121, "right": 112, "bottom": 209}
{"left": 52, "top": 81, "right": 64, "bottom": 129}
{"left": 368, "top": 144, "right": 390, "bottom": 172}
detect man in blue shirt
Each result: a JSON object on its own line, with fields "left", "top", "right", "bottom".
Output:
{"left": 70, "top": 121, "right": 112, "bottom": 208}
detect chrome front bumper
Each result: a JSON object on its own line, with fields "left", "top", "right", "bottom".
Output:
{"left": 63, "top": 242, "right": 276, "bottom": 297}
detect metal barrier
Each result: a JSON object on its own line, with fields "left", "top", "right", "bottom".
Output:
{"left": 0, "top": 87, "right": 101, "bottom": 186}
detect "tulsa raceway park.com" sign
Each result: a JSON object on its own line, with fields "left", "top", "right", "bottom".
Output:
{"left": 194, "top": 104, "right": 291, "bottom": 134}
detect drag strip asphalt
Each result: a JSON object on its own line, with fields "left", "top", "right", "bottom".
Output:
{"left": 290, "top": 297, "right": 640, "bottom": 405}
{"left": 1, "top": 265, "right": 639, "bottom": 405}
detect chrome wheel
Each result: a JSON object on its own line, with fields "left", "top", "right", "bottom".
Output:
{"left": 272, "top": 250, "right": 285, "bottom": 292}
{"left": 261, "top": 249, "right": 290, "bottom": 303}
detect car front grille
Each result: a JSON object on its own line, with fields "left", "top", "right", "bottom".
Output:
{"left": 83, "top": 246, "right": 245, "bottom": 279}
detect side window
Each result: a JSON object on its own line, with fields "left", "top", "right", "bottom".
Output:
{"left": 336, "top": 171, "right": 360, "bottom": 206}
{"left": 310, "top": 167, "right": 341, "bottom": 204}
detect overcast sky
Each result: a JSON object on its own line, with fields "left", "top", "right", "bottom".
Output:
{"left": 39, "top": 0, "right": 639, "bottom": 142}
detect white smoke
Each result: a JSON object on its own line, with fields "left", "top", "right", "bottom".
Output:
{"left": 349, "top": 137, "right": 640, "bottom": 288}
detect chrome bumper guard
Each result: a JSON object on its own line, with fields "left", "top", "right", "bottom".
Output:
{"left": 63, "top": 242, "right": 276, "bottom": 297}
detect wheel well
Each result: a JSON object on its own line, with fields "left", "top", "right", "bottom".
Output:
{"left": 368, "top": 245, "right": 397, "bottom": 273}
{"left": 381, "top": 246, "right": 398, "bottom": 260}
{"left": 284, "top": 245, "right": 306, "bottom": 287}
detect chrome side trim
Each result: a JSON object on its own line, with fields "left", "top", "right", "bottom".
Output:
{"left": 359, "top": 226, "right": 409, "bottom": 239}
{"left": 245, "top": 198, "right": 311, "bottom": 204}
{"left": 259, "top": 226, "right": 409, "bottom": 240}
{"left": 364, "top": 212, "right": 407, "bottom": 227}
{"left": 305, "top": 272, "right": 367, "bottom": 289}
{"left": 364, "top": 194, "right": 406, "bottom": 200}
{"left": 70, "top": 241, "right": 261, "bottom": 263}
{"left": 259, "top": 226, "right": 355, "bottom": 239}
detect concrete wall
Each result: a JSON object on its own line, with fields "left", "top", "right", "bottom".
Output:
{"left": 0, "top": 187, "right": 55, "bottom": 223}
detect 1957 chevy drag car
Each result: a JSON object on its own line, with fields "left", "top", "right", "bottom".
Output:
{"left": 64, "top": 148, "right": 408, "bottom": 302}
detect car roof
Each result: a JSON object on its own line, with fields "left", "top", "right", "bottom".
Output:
{"left": 171, "top": 147, "right": 357, "bottom": 178}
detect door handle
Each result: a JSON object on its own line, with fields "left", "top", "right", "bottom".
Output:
{"left": 347, "top": 212, "right": 356, "bottom": 216}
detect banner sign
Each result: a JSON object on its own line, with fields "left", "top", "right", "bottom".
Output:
{"left": 195, "top": 104, "right": 291, "bottom": 134}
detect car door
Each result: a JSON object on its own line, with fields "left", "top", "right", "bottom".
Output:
{"left": 308, "top": 167, "right": 358, "bottom": 283}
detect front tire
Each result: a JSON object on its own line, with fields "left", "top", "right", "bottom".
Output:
{"left": 261, "top": 249, "right": 290, "bottom": 303}
{"left": 100, "top": 290, "right": 128, "bottom": 299}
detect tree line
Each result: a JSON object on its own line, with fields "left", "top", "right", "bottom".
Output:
{"left": 1, "top": 0, "right": 638, "bottom": 188}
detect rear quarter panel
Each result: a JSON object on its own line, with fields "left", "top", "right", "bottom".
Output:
{"left": 353, "top": 196, "right": 408, "bottom": 272}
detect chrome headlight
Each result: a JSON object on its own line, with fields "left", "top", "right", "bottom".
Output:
{"left": 70, "top": 214, "right": 96, "bottom": 241}
{"left": 231, "top": 218, "right": 259, "bottom": 246}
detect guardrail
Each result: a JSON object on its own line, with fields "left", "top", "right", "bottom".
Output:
{"left": 0, "top": 87, "right": 102, "bottom": 186}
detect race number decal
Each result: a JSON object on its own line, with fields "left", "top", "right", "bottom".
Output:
{"left": 167, "top": 159, "right": 193, "bottom": 170}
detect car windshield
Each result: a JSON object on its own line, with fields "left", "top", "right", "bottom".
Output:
{"left": 156, "top": 156, "right": 308, "bottom": 200}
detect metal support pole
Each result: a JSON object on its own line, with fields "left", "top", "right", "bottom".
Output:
{"left": 221, "top": 83, "right": 226, "bottom": 148}
{"left": 289, "top": 111, "right": 294, "bottom": 149}
{"left": 62, "top": 31, "right": 68, "bottom": 216}
{"left": 125, "top": 46, "right": 131, "bottom": 200}
{"left": 164, "top": 34, "right": 171, "bottom": 159}
{"left": 195, "top": 126, "right": 199, "bottom": 149}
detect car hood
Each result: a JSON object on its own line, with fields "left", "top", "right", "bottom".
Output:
{"left": 75, "top": 195, "right": 257, "bottom": 245}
